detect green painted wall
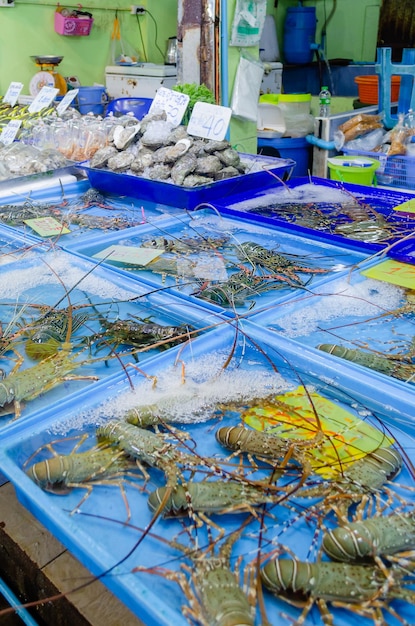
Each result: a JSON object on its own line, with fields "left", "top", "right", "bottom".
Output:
{"left": 0, "top": 1, "right": 177, "bottom": 94}
{"left": 0, "top": 0, "right": 381, "bottom": 155}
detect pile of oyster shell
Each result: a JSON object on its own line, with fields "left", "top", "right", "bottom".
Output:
{"left": 89, "top": 110, "right": 248, "bottom": 187}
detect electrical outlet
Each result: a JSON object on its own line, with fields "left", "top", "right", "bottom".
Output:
{"left": 130, "top": 5, "right": 145, "bottom": 14}
{"left": 0, "top": 0, "right": 15, "bottom": 6}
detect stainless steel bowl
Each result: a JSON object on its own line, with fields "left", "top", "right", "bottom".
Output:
{"left": 31, "top": 55, "right": 64, "bottom": 65}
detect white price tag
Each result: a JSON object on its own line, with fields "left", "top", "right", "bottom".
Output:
{"left": 56, "top": 89, "right": 79, "bottom": 115}
{"left": 149, "top": 87, "right": 190, "bottom": 127}
{"left": 187, "top": 102, "right": 232, "bottom": 140}
{"left": 0, "top": 119, "right": 22, "bottom": 145}
{"left": 28, "top": 86, "right": 59, "bottom": 114}
{"left": 3, "top": 82, "right": 23, "bottom": 107}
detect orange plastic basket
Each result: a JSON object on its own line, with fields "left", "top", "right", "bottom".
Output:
{"left": 355, "top": 75, "right": 401, "bottom": 105}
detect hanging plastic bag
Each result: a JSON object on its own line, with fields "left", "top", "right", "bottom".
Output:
{"left": 110, "top": 13, "right": 140, "bottom": 65}
{"left": 230, "top": 0, "right": 267, "bottom": 47}
{"left": 231, "top": 53, "right": 264, "bottom": 122}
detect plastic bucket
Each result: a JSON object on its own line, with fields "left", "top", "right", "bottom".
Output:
{"left": 355, "top": 75, "right": 401, "bottom": 105}
{"left": 76, "top": 86, "right": 107, "bottom": 115}
{"left": 283, "top": 7, "right": 317, "bottom": 65}
{"left": 327, "top": 156, "right": 380, "bottom": 185}
{"left": 257, "top": 137, "right": 311, "bottom": 176}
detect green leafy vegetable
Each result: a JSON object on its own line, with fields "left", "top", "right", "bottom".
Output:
{"left": 173, "top": 83, "right": 216, "bottom": 125}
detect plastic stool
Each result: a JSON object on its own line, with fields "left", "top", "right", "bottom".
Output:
{"left": 105, "top": 97, "right": 153, "bottom": 119}
{"left": 375, "top": 47, "right": 415, "bottom": 128}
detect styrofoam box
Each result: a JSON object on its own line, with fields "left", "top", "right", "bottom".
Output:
{"left": 0, "top": 179, "right": 182, "bottom": 244}
{"left": 63, "top": 208, "right": 369, "bottom": 317}
{"left": 211, "top": 176, "right": 415, "bottom": 255}
{"left": 0, "top": 246, "right": 222, "bottom": 435}
{"left": 0, "top": 321, "right": 414, "bottom": 625}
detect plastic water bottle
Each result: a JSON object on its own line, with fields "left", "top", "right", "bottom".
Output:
{"left": 319, "top": 86, "right": 331, "bottom": 117}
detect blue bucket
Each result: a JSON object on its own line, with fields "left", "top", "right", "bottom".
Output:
{"left": 76, "top": 86, "right": 107, "bottom": 115}
{"left": 283, "top": 7, "right": 317, "bottom": 65}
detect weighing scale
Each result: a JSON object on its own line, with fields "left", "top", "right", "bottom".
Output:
{"left": 29, "top": 55, "right": 68, "bottom": 97}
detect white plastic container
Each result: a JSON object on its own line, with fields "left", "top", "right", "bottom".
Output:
{"left": 257, "top": 102, "right": 286, "bottom": 137}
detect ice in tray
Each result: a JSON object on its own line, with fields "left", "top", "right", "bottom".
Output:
{"left": 64, "top": 208, "right": 370, "bottom": 317}
{"left": 250, "top": 262, "right": 415, "bottom": 390}
{"left": 0, "top": 179, "right": 182, "bottom": 244}
{"left": 0, "top": 321, "right": 414, "bottom": 626}
{"left": 0, "top": 247, "right": 220, "bottom": 433}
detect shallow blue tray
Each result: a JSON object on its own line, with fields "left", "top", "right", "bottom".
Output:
{"left": 0, "top": 321, "right": 414, "bottom": 626}
{"left": 250, "top": 262, "right": 415, "bottom": 394}
{"left": 80, "top": 153, "right": 296, "bottom": 210}
{"left": 0, "top": 179, "right": 181, "bottom": 244}
{"left": 211, "top": 176, "right": 415, "bottom": 254}
{"left": 0, "top": 247, "right": 221, "bottom": 435}
{"left": 63, "top": 208, "right": 369, "bottom": 317}
{"left": 387, "top": 236, "right": 415, "bottom": 265}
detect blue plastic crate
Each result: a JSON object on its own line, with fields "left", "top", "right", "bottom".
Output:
{"left": 0, "top": 247, "right": 221, "bottom": 435}
{"left": 63, "top": 209, "right": 369, "bottom": 317}
{"left": 0, "top": 179, "right": 180, "bottom": 244}
{"left": 211, "top": 176, "right": 415, "bottom": 254}
{"left": 0, "top": 321, "right": 414, "bottom": 625}
{"left": 250, "top": 262, "right": 415, "bottom": 394}
{"left": 343, "top": 147, "right": 415, "bottom": 190}
{"left": 79, "top": 153, "right": 296, "bottom": 210}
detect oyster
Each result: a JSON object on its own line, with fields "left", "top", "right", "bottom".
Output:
{"left": 89, "top": 145, "right": 118, "bottom": 169}
{"left": 215, "top": 147, "right": 241, "bottom": 167}
{"left": 107, "top": 151, "right": 135, "bottom": 172}
{"left": 163, "top": 138, "right": 193, "bottom": 163}
{"left": 203, "top": 140, "right": 229, "bottom": 153}
{"left": 112, "top": 124, "right": 141, "bottom": 150}
{"left": 189, "top": 140, "right": 207, "bottom": 157}
{"left": 195, "top": 155, "right": 222, "bottom": 175}
{"left": 214, "top": 166, "right": 240, "bottom": 180}
{"left": 170, "top": 153, "right": 197, "bottom": 185}
{"left": 182, "top": 174, "right": 213, "bottom": 187}
{"left": 130, "top": 150, "right": 155, "bottom": 173}
{"left": 151, "top": 146, "right": 171, "bottom": 163}
{"left": 147, "top": 164, "right": 171, "bottom": 180}
{"left": 167, "top": 125, "right": 190, "bottom": 144}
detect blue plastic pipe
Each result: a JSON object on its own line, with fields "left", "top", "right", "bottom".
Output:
{"left": 0, "top": 577, "right": 39, "bottom": 626}
{"left": 305, "top": 133, "right": 336, "bottom": 150}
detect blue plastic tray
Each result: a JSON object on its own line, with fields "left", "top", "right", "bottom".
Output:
{"left": 0, "top": 179, "right": 181, "bottom": 244}
{"left": 0, "top": 321, "right": 414, "bottom": 626}
{"left": 211, "top": 176, "right": 415, "bottom": 254}
{"left": 63, "top": 209, "right": 369, "bottom": 317}
{"left": 0, "top": 222, "right": 45, "bottom": 263}
{"left": 387, "top": 236, "right": 415, "bottom": 265}
{"left": 80, "top": 153, "right": 296, "bottom": 210}
{"left": 0, "top": 247, "right": 221, "bottom": 435}
{"left": 250, "top": 262, "right": 415, "bottom": 393}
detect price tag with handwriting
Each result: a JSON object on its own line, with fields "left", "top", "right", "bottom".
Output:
{"left": 0, "top": 119, "right": 22, "bottom": 145}
{"left": 3, "top": 82, "right": 23, "bottom": 107}
{"left": 24, "top": 217, "right": 70, "bottom": 237}
{"left": 187, "top": 102, "right": 232, "bottom": 140}
{"left": 28, "top": 86, "right": 59, "bottom": 114}
{"left": 56, "top": 89, "right": 78, "bottom": 115}
{"left": 93, "top": 245, "right": 163, "bottom": 266}
{"left": 149, "top": 87, "right": 190, "bottom": 126}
